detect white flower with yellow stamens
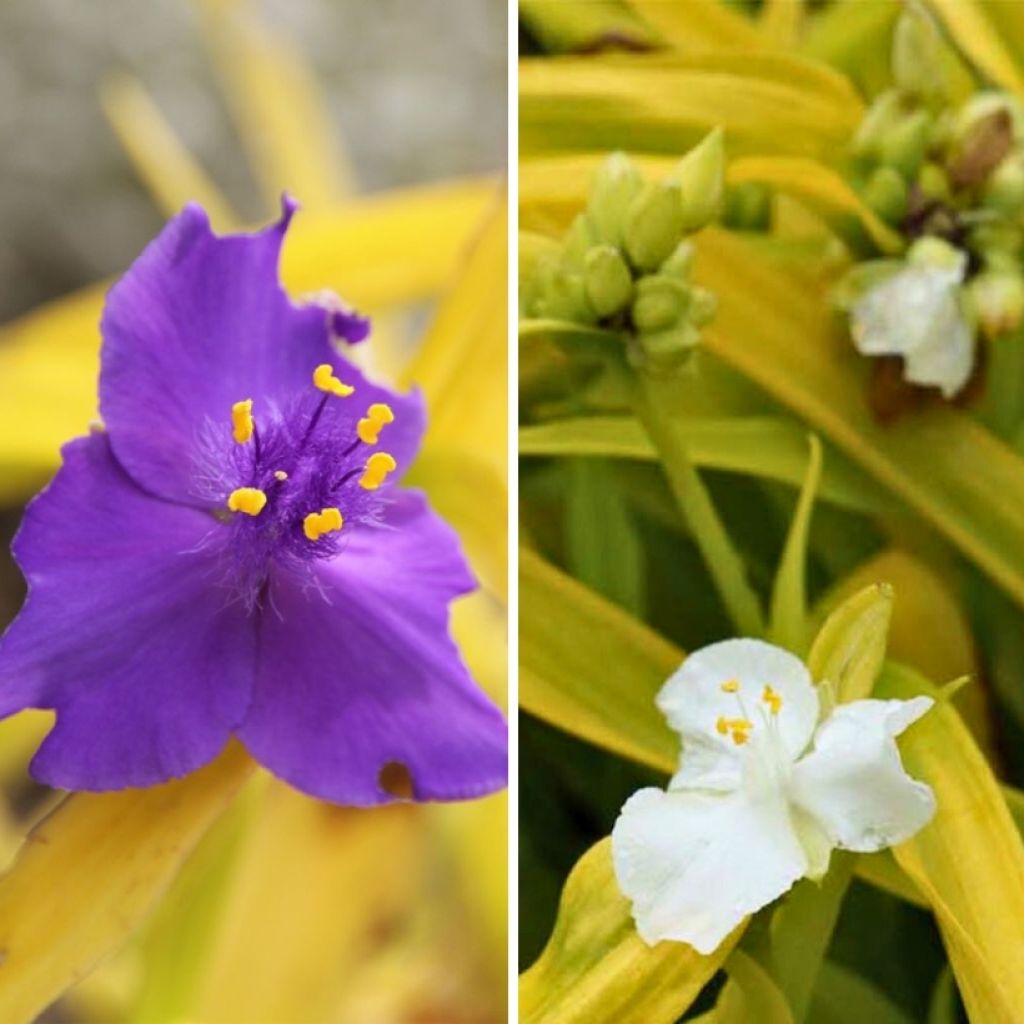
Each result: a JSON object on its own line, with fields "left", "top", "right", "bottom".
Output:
{"left": 611, "top": 638, "right": 936, "bottom": 954}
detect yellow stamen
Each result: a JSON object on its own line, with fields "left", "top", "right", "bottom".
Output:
{"left": 356, "top": 402, "right": 395, "bottom": 445}
{"left": 227, "top": 487, "right": 267, "bottom": 516}
{"left": 720, "top": 679, "right": 740, "bottom": 694}
{"left": 716, "top": 716, "right": 730, "bottom": 736}
{"left": 274, "top": 470, "right": 288, "bottom": 481}
{"left": 359, "top": 451, "right": 397, "bottom": 491}
{"left": 731, "top": 727, "right": 751, "bottom": 746}
{"left": 231, "top": 399, "right": 254, "bottom": 444}
{"left": 313, "top": 363, "right": 355, "bottom": 397}
{"left": 303, "top": 506, "right": 344, "bottom": 541}
{"left": 762, "top": 684, "right": 783, "bottom": 715}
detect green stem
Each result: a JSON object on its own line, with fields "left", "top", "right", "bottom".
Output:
{"left": 631, "top": 371, "right": 765, "bottom": 637}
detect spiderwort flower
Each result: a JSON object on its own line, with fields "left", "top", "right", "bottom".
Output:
{"left": 0, "top": 198, "right": 507, "bottom": 805}
{"left": 611, "top": 639, "right": 935, "bottom": 954}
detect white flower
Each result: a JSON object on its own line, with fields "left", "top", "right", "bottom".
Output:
{"left": 850, "top": 240, "right": 973, "bottom": 399}
{"left": 611, "top": 639, "right": 935, "bottom": 954}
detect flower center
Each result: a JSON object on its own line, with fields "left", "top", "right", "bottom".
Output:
{"left": 193, "top": 364, "right": 399, "bottom": 607}
{"left": 715, "top": 678, "right": 783, "bottom": 746}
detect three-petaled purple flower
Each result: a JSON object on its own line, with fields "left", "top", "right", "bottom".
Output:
{"left": 0, "top": 198, "right": 507, "bottom": 805}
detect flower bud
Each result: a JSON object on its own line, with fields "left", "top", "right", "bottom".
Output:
{"left": 659, "top": 241, "right": 695, "bottom": 281}
{"left": 689, "top": 286, "right": 718, "bottom": 327}
{"left": 562, "top": 212, "right": 599, "bottom": 271}
{"left": 669, "top": 127, "right": 725, "bottom": 233}
{"left": 588, "top": 151, "right": 643, "bottom": 247}
{"left": 863, "top": 165, "right": 909, "bottom": 224}
{"left": 982, "top": 150, "right": 1024, "bottom": 213}
{"left": 537, "top": 269, "right": 597, "bottom": 325}
{"left": 879, "top": 109, "right": 933, "bottom": 179}
{"left": 853, "top": 90, "right": 907, "bottom": 159}
{"left": 624, "top": 182, "right": 685, "bottom": 272}
{"left": 971, "top": 223, "right": 1024, "bottom": 272}
{"left": 892, "top": 4, "right": 948, "bottom": 101}
{"left": 967, "top": 268, "right": 1024, "bottom": 339}
{"left": 907, "top": 235, "right": 963, "bottom": 271}
{"left": 634, "top": 323, "right": 702, "bottom": 374}
{"left": 632, "top": 275, "right": 689, "bottom": 334}
{"left": 584, "top": 244, "right": 633, "bottom": 319}
{"left": 917, "top": 160, "right": 951, "bottom": 203}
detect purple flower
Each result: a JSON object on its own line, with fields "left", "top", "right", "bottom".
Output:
{"left": 0, "top": 198, "right": 507, "bottom": 805}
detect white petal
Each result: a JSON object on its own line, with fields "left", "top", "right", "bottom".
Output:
{"left": 611, "top": 785, "right": 808, "bottom": 953}
{"left": 657, "top": 639, "right": 819, "bottom": 791}
{"left": 902, "top": 303, "right": 975, "bottom": 398}
{"left": 790, "top": 697, "right": 936, "bottom": 853}
{"left": 850, "top": 262, "right": 964, "bottom": 358}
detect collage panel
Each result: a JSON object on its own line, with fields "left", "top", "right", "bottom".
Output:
{"left": 0, "top": 2, "right": 508, "bottom": 1022}
{"left": 519, "top": 2, "right": 1024, "bottom": 1023}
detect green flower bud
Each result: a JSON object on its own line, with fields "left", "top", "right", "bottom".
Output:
{"left": 971, "top": 223, "right": 1024, "bottom": 271}
{"left": 917, "top": 160, "right": 951, "bottom": 203}
{"left": 518, "top": 231, "right": 560, "bottom": 317}
{"left": 624, "top": 182, "right": 685, "bottom": 272}
{"left": 892, "top": 4, "right": 948, "bottom": 101}
{"left": 983, "top": 150, "right": 1024, "bottom": 213}
{"left": 588, "top": 151, "right": 643, "bottom": 247}
{"left": 954, "top": 92, "right": 1024, "bottom": 147}
{"left": 907, "top": 235, "right": 962, "bottom": 271}
{"left": 968, "top": 268, "right": 1024, "bottom": 339}
{"left": 634, "top": 323, "right": 702, "bottom": 374}
{"left": 689, "top": 286, "right": 718, "bottom": 327}
{"left": 632, "top": 275, "right": 689, "bottom": 334}
{"left": 879, "top": 109, "right": 933, "bottom": 179}
{"left": 853, "top": 90, "right": 907, "bottom": 159}
{"left": 562, "top": 212, "right": 599, "bottom": 271}
{"left": 863, "top": 165, "right": 909, "bottom": 224}
{"left": 659, "top": 240, "right": 695, "bottom": 280}
{"left": 668, "top": 127, "right": 725, "bottom": 233}
{"left": 584, "top": 244, "right": 633, "bottom": 319}
{"left": 537, "top": 269, "right": 597, "bottom": 325}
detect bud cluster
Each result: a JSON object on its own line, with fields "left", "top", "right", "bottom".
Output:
{"left": 846, "top": 3, "right": 1024, "bottom": 365}
{"left": 521, "top": 131, "right": 724, "bottom": 373}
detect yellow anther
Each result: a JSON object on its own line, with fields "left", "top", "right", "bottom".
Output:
{"left": 231, "top": 399, "right": 254, "bottom": 444}
{"left": 720, "top": 679, "right": 740, "bottom": 694}
{"left": 356, "top": 402, "right": 395, "bottom": 445}
{"left": 762, "top": 684, "right": 783, "bottom": 715}
{"left": 303, "top": 506, "right": 344, "bottom": 541}
{"left": 359, "top": 451, "right": 397, "bottom": 491}
{"left": 731, "top": 727, "right": 751, "bottom": 746}
{"left": 274, "top": 470, "right": 288, "bottom": 481}
{"left": 716, "top": 716, "right": 730, "bottom": 736}
{"left": 227, "top": 487, "right": 267, "bottom": 516}
{"left": 313, "top": 363, "right": 355, "bottom": 398}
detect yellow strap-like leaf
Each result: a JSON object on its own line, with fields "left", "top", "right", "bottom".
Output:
{"left": 758, "top": 0, "right": 804, "bottom": 50}
{"left": 402, "top": 195, "right": 508, "bottom": 480}
{"left": 727, "top": 156, "right": 904, "bottom": 255}
{"left": 625, "top": 0, "right": 764, "bottom": 51}
{"left": 520, "top": 55, "right": 862, "bottom": 161}
{"left": 0, "top": 742, "right": 253, "bottom": 1022}
{"left": 879, "top": 664, "right": 1024, "bottom": 1024}
{"left": 193, "top": 0, "right": 353, "bottom": 211}
{"left": 924, "top": 0, "right": 1024, "bottom": 96}
{"left": 99, "top": 75, "right": 239, "bottom": 230}
{"left": 695, "top": 227, "right": 1024, "bottom": 612}
{"left": 521, "top": 837, "right": 740, "bottom": 1024}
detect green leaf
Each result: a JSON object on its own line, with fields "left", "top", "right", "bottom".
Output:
{"left": 631, "top": 374, "right": 765, "bottom": 636}
{"left": 520, "top": 545, "right": 679, "bottom": 773}
{"left": 520, "top": 838, "right": 740, "bottom": 1024}
{"left": 769, "top": 434, "right": 822, "bottom": 654}
{"left": 811, "top": 961, "right": 916, "bottom": 1024}
{"left": 518, "top": 415, "right": 900, "bottom": 516}
{"left": 715, "top": 949, "right": 796, "bottom": 1023}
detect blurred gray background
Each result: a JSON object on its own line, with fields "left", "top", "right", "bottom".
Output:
{"left": 0, "top": 0, "right": 507, "bottom": 322}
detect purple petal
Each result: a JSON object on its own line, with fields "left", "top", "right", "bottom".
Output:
{"left": 237, "top": 490, "right": 507, "bottom": 805}
{"left": 0, "top": 433, "right": 256, "bottom": 790}
{"left": 99, "top": 197, "right": 422, "bottom": 503}
{"left": 329, "top": 306, "right": 371, "bottom": 345}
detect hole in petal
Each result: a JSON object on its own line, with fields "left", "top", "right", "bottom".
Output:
{"left": 378, "top": 760, "right": 414, "bottom": 800}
